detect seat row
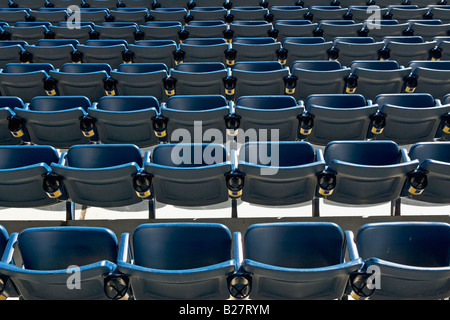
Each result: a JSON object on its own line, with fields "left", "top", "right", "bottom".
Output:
{"left": 1, "top": 35, "right": 449, "bottom": 70}
{"left": 0, "top": 221, "right": 448, "bottom": 300}
{"left": 2, "top": 93, "right": 450, "bottom": 148}
{"left": 1, "top": 59, "right": 450, "bottom": 103}
{"left": 2, "top": 4, "right": 450, "bottom": 24}
{"left": 0, "top": 140, "right": 449, "bottom": 218}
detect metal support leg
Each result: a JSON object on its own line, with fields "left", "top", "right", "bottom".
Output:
{"left": 231, "top": 199, "right": 238, "bottom": 218}
{"left": 312, "top": 198, "right": 320, "bottom": 217}
{"left": 148, "top": 197, "right": 156, "bottom": 220}
{"left": 65, "top": 201, "right": 75, "bottom": 221}
{"left": 390, "top": 198, "right": 401, "bottom": 216}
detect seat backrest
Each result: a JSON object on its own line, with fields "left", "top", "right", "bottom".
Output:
{"left": 65, "top": 144, "right": 143, "bottom": 168}
{"left": 408, "top": 61, "right": 450, "bottom": 71}
{"left": 17, "top": 227, "right": 118, "bottom": 270}
{"left": 0, "top": 145, "right": 60, "bottom": 169}
{"left": 235, "top": 95, "right": 297, "bottom": 110}
{"left": 374, "top": 93, "right": 435, "bottom": 109}
{"left": 324, "top": 141, "right": 401, "bottom": 166}
{"left": 174, "top": 62, "right": 226, "bottom": 72}
{"left": 291, "top": 60, "right": 342, "bottom": 71}
{"left": 356, "top": 222, "right": 450, "bottom": 267}
{"left": 409, "top": 142, "right": 450, "bottom": 163}
{"left": 305, "top": 94, "right": 367, "bottom": 109}
{"left": 96, "top": 96, "right": 159, "bottom": 112}
{"left": 244, "top": 222, "right": 345, "bottom": 268}
{"left": 151, "top": 143, "right": 227, "bottom": 167}
{"left": 2, "top": 63, "right": 54, "bottom": 73}
{"left": 84, "top": 39, "right": 129, "bottom": 47}
{"left": 59, "top": 63, "right": 112, "bottom": 75}
{"left": 232, "top": 61, "right": 284, "bottom": 72}
{"left": 350, "top": 60, "right": 400, "bottom": 71}
{"left": 132, "top": 223, "right": 232, "bottom": 269}
{"left": 28, "top": 96, "right": 92, "bottom": 112}
{"left": 239, "top": 141, "right": 316, "bottom": 166}
{"left": 115, "top": 63, "right": 168, "bottom": 73}
{"left": 164, "top": 95, "right": 228, "bottom": 111}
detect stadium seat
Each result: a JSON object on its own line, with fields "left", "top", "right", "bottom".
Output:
{"left": 178, "top": 38, "right": 228, "bottom": 64}
{"left": 304, "top": 6, "right": 347, "bottom": 22}
{"left": 343, "top": 5, "right": 388, "bottom": 24}
{"left": 282, "top": 37, "right": 332, "bottom": 66}
{"left": 83, "top": 0, "right": 119, "bottom": 8}
{"left": 117, "top": 223, "right": 237, "bottom": 299}
{"left": 0, "top": 9, "right": 29, "bottom": 25}
{"left": 404, "top": 142, "right": 450, "bottom": 203}
{"left": 0, "top": 63, "right": 56, "bottom": 103}
{"left": 190, "top": 0, "right": 224, "bottom": 7}
{"left": 226, "top": 0, "right": 264, "bottom": 8}
{"left": 273, "top": 20, "right": 318, "bottom": 42}
{"left": 300, "top": 94, "right": 378, "bottom": 145}
{"left": 184, "top": 20, "right": 227, "bottom": 39}
{"left": 50, "top": 144, "right": 147, "bottom": 208}
{"left": 328, "top": 37, "right": 384, "bottom": 67}
{"left": 320, "top": 140, "right": 419, "bottom": 211}
{"left": 66, "top": 8, "right": 109, "bottom": 25}
{"left": 0, "top": 41, "right": 25, "bottom": 68}
{"left": 228, "top": 20, "right": 274, "bottom": 41}
{"left": 166, "top": 62, "right": 228, "bottom": 96}
{"left": 236, "top": 222, "right": 363, "bottom": 299}
{"left": 361, "top": 20, "right": 409, "bottom": 42}
{"left": 49, "top": 63, "right": 115, "bottom": 102}
{"left": 228, "top": 6, "right": 271, "bottom": 22}
{"left": 14, "top": 96, "right": 96, "bottom": 148}
{"left": 0, "top": 145, "right": 69, "bottom": 208}
{"left": 22, "top": 40, "right": 77, "bottom": 69}
{"left": 88, "top": 96, "right": 161, "bottom": 147}
{"left": 0, "top": 96, "right": 26, "bottom": 145}
{"left": 74, "top": 39, "right": 131, "bottom": 68}
{"left": 425, "top": 5, "right": 450, "bottom": 24}
{"left": 380, "top": 36, "right": 439, "bottom": 67}
{"left": 138, "top": 21, "right": 183, "bottom": 43}
{"left": 404, "top": 20, "right": 450, "bottom": 41}
{"left": 48, "top": 24, "right": 94, "bottom": 44}
{"left": 230, "top": 61, "right": 290, "bottom": 99}
{"left": 231, "top": 37, "right": 282, "bottom": 64}
{"left": 233, "top": 95, "right": 303, "bottom": 141}
{"left": 187, "top": 6, "right": 227, "bottom": 21}
{"left": 127, "top": 40, "right": 176, "bottom": 68}
{"left": 269, "top": 6, "right": 308, "bottom": 21}
{"left": 404, "top": 61, "right": 450, "bottom": 100}
{"left": 151, "top": 0, "right": 189, "bottom": 8}
{"left": 433, "top": 36, "right": 450, "bottom": 61}
{"left": 237, "top": 142, "right": 325, "bottom": 207}
{"left": 2, "top": 23, "right": 53, "bottom": 45}
{"left": 290, "top": 60, "right": 351, "bottom": 100}
{"left": 143, "top": 143, "right": 233, "bottom": 207}
{"left": 159, "top": 94, "right": 230, "bottom": 143}
{"left": 345, "top": 60, "right": 412, "bottom": 100}
{"left": 110, "top": 63, "right": 168, "bottom": 100}
{"left": 353, "top": 222, "right": 450, "bottom": 300}
{"left": 120, "top": 0, "right": 153, "bottom": 7}
{"left": 384, "top": 5, "right": 429, "bottom": 23}
{"left": 0, "top": 226, "right": 126, "bottom": 300}
{"left": 314, "top": 20, "right": 364, "bottom": 41}
{"left": 27, "top": 8, "right": 68, "bottom": 24}
{"left": 370, "top": 93, "right": 450, "bottom": 144}
{"left": 92, "top": 22, "right": 139, "bottom": 43}
{"left": 8, "top": 0, "right": 46, "bottom": 9}
{"left": 108, "top": 8, "right": 151, "bottom": 25}
{"left": 147, "top": 7, "right": 188, "bottom": 23}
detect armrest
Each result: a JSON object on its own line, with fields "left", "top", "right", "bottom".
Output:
{"left": 1, "top": 233, "right": 18, "bottom": 265}
{"left": 117, "top": 233, "right": 131, "bottom": 264}
{"left": 232, "top": 232, "right": 243, "bottom": 270}
{"left": 345, "top": 230, "right": 360, "bottom": 262}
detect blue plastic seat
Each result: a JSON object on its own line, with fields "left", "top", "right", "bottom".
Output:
{"left": 360, "top": 20, "right": 408, "bottom": 42}
{"left": 187, "top": 6, "right": 228, "bottom": 21}
{"left": 232, "top": 95, "right": 303, "bottom": 141}
{"left": 49, "top": 63, "right": 115, "bottom": 102}
{"left": 0, "top": 63, "right": 56, "bottom": 103}
{"left": 147, "top": 7, "right": 188, "bottom": 23}
{"left": 50, "top": 144, "right": 147, "bottom": 208}
{"left": 143, "top": 143, "right": 233, "bottom": 207}
{"left": 380, "top": 36, "right": 439, "bottom": 67}
{"left": 48, "top": 24, "right": 95, "bottom": 44}
{"left": 0, "top": 226, "right": 126, "bottom": 300}
{"left": 384, "top": 5, "right": 429, "bottom": 23}
{"left": 228, "top": 6, "right": 271, "bottom": 22}
{"left": 159, "top": 95, "right": 230, "bottom": 143}
{"left": 405, "top": 142, "right": 450, "bottom": 203}
{"left": 14, "top": 96, "right": 95, "bottom": 148}
{"left": 151, "top": 0, "right": 189, "bottom": 8}
{"left": 237, "top": 142, "right": 325, "bottom": 207}
{"left": 21, "top": 41, "right": 77, "bottom": 69}
{"left": 237, "top": 222, "right": 363, "bottom": 300}
{"left": 74, "top": 40, "right": 131, "bottom": 69}
{"left": 178, "top": 38, "right": 229, "bottom": 64}
{"left": 27, "top": 8, "right": 68, "bottom": 24}
{"left": 320, "top": 140, "right": 419, "bottom": 209}
{"left": 269, "top": 6, "right": 308, "bottom": 21}
{"left": 108, "top": 8, "right": 151, "bottom": 25}
{"left": 88, "top": 96, "right": 160, "bottom": 147}
{"left": 290, "top": 60, "right": 351, "bottom": 100}
{"left": 405, "top": 20, "right": 450, "bottom": 41}
{"left": 117, "top": 223, "right": 237, "bottom": 299}
{"left": 128, "top": 40, "right": 177, "bottom": 68}
{"left": 370, "top": 93, "right": 450, "bottom": 144}
{"left": 138, "top": 21, "right": 183, "bottom": 42}
{"left": 1, "top": 23, "right": 53, "bottom": 45}
{"left": 314, "top": 20, "right": 364, "bottom": 41}
{"left": 282, "top": 37, "right": 332, "bottom": 66}
{"left": 110, "top": 63, "right": 168, "bottom": 100}
{"left": 0, "top": 145, "right": 67, "bottom": 208}
{"left": 345, "top": 60, "right": 412, "bottom": 101}
{"left": 328, "top": 37, "right": 384, "bottom": 67}
{"left": 166, "top": 62, "right": 228, "bottom": 96}
{"left": 305, "top": 6, "right": 347, "bottom": 22}
{"left": 273, "top": 20, "right": 318, "bottom": 42}
{"left": 92, "top": 22, "right": 139, "bottom": 44}
{"left": 0, "top": 41, "right": 25, "bottom": 68}
{"left": 230, "top": 61, "right": 290, "bottom": 99}
{"left": 184, "top": 20, "right": 227, "bottom": 39}
{"left": 228, "top": 20, "right": 275, "bottom": 41}
{"left": 404, "top": 61, "right": 450, "bottom": 101}
{"left": 0, "top": 96, "right": 26, "bottom": 145}
{"left": 300, "top": 94, "right": 378, "bottom": 145}
{"left": 354, "top": 222, "right": 450, "bottom": 300}
{"left": 82, "top": 0, "right": 119, "bottom": 8}
{"left": 231, "top": 37, "right": 282, "bottom": 64}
